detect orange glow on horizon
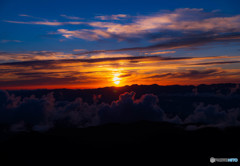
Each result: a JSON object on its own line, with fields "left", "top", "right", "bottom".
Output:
{"left": 0, "top": 53, "right": 240, "bottom": 90}
{"left": 1, "top": 79, "right": 240, "bottom": 90}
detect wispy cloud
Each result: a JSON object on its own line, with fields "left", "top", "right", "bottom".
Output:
{"left": 145, "top": 51, "right": 176, "bottom": 55}
{"left": 146, "top": 69, "right": 224, "bottom": 79}
{"left": 86, "top": 9, "right": 240, "bottom": 38}
{"left": 72, "top": 32, "right": 240, "bottom": 55}
{"left": 0, "top": 51, "right": 76, "bottom": 62}
{"left": 89, "top": 53, "right": 132, "bottom": 59}
{"left": 0, "top": 40, "right": 22, "bottom": 43}
{"left": 57, "top": 29, "right": 111, "bottom": 40}
{"left": 60, "top": 14, "right": 83, "bottom": 20}
{"left": 191, "top": 60, "right": 240, "bottom": 66}
{"left": 52, "top": 8, "right": 240, "bottom": 52}
{"left": 19, "top": 14, "right": 31, "bottom": 17}
{"left": 7, "top": 9, "right": 240, "bottom": 50}
{"left": 73, "top": 49, "right": 87, "bottom": 52}
{"left": 5, "top": 20, "right": 84, "bottom": 26}
{"left": 18, "top": 14, "right": 48, "bottom": 21}
{"left": 95, "top": 14, "right": 128, "bottom": 20}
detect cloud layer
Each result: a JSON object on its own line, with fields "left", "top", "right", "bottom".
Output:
{"left": 1, "top": 84, "right": 240, "bottom": 132}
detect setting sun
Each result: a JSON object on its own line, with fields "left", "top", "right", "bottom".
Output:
{"left": 114, "top": 80, "right": 120, "bottom": 85}
{"left": 113, "top": 73, "right": 121, "bottom": 86}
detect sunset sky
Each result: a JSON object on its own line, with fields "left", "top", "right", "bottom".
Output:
{"left": 0, "top": 0, "right": 240, "bottom": 89}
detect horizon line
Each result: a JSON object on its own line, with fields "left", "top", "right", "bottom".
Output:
{"left": 1, "top": 82, "right": 239, "bottom": 91}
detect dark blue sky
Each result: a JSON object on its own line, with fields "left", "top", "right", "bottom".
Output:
{"left": 0, "top": 0, "right": 240, "bottom": 52}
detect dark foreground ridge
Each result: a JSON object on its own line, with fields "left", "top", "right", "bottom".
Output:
{"left": 1, "top": 121, "right": 240, "bottom": 166}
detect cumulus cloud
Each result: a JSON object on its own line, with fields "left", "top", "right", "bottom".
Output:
{"left": 53, "top": 98, "right": 99, "bottom": 128}
{"left": 0, "top": 90, "right": 99, "bottom": 130}
{"left": 185, "top": 103, "right": 240, "bottom": 127}
{"left": 0, "top": 86, "right": 240, "bottom": 132}
{"left": 0, "top": 91, "right": 167, "bottom": 130}
{"left": 99, "top": 92, "right": 165, "bottom": 124}
{"left": 185, "top": 104, "right": 226, "bottom": 125}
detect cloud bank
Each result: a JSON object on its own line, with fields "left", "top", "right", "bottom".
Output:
{"left": 1, "top": 85, "right": 240, "bottom": 131}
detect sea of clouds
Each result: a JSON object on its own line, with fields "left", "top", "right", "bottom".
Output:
{"left": 0, "top": 87, "right": 240, "bottom": 132}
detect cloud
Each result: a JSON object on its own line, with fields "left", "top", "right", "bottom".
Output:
{"left": 0, "top": 53, "right": 192, "bottom": 65}
{"left": 6, "top": 9, "right": 240, "bottom": 53}
{"left": 95, "top": 14, "right": 128, "bottom": 20}
{"left": 0, "top": 91, "right": 166, "bottom": 130}
{"left": 83, "top": 9, "right": 240, "bottom": 41}
{"left": 5, "top": 20, "right": 84, "bottom": 26}
{"left": 88, "top": 8, "right": 240, "bottom": 36}
{"left": 0, "top": 40, "right": 22, "bottom": 43}
{"left": 99, "top": 92, "right": 164, "bottom": 124}
{"left": 171, "top": 69, "right": 224, "bottom": 79}
{"left": 145, "top": 51, "right": 176, "bottom": 55}
{"left": 53, "top": 98, "right": 99, "bottom": 128}
{"left": 191, "top": 60, "right": 240, "bottom": 66}
{"left": 185, "top": 103, "right": 240, "bottom": 126}
{"left": 60, "top": 14, "right": 82, "bottom": 20}
{"left": 57, "top": 29, "right": 111, "bottom": 40}
{"left": 73, "top": 49, "right": 87, "bottom": 52}
{"left": 0, "top": 51, "right": 78, "bottom": 63}
{"left": 0, "top": 90, "right": 98, "bottom": 129}
{"left": 119, "top": 73, "right": 132, "bottom": 78}
{"left": 55, "top": 8, "right": 240, "bottom": 52}
{"left": 185, "top": 104, "right": 226, "bottom": 125}
{"left": 19, "top": 14, "right": 31, "bottom": 17}
{"left": 8, "top": 9, "right": 240, "bottom": 38}
{"left": 18, "top": 14, "right": 48, "bottom": 21}
{"left": 1, "top": 86, "right": 240, "bottom": 132}
{"left": 72, "top": 32, "right": 240, "bottom": 54}
{"left": 89, "top": 53, "right": 132, "bottom": 59}
{"left": 146, "top": 69, "right": 224, "bottom": 79}
{"left": 230, "top": 84, "right": 240, "bottom": 95}
{"left": 0, "top": 75, "right": 82, "bottom": 87}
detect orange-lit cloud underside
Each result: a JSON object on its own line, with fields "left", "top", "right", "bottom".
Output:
{"left": 0, "top": 54, "right": 240, "bottom": 89}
